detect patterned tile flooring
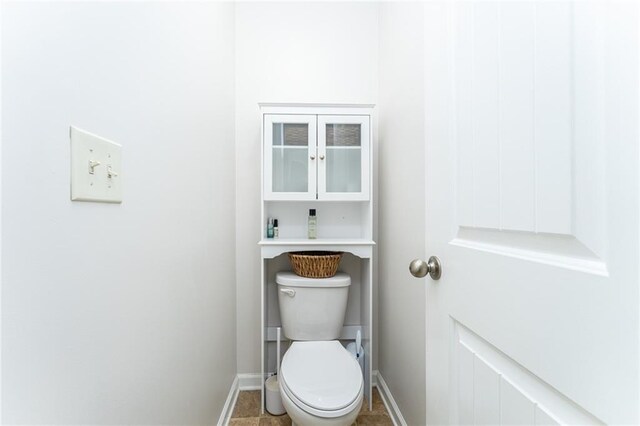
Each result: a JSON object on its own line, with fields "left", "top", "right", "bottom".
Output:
{"left": 229, "top": 388, "right": 393, "bottom": 426}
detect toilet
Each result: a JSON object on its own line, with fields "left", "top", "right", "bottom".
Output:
{"left": 276, "top": 272, "right": 364, "bottom": 426}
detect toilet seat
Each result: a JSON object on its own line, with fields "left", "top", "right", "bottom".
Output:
{"left": 279, "top": 341, "right": 363, "bottom": 418}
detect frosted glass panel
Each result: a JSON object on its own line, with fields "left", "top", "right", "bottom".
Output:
{"left": 326, "top": 124, "right": 361, "bottom": 146}
{"left": 273, "top": 123, "right": 308, "bottom": 146}
{"left": 326, "top": 148, "right": 361, "bottom": 193}
{"left": 272, "top": 147, "right": 308, "bottom": 192}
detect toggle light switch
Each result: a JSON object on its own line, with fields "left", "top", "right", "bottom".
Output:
{"left": 70, "top": 126, "right": 122, "bottom": 203}
{"left": 88, "top": 160, "right": 101, "bottom": 174}
{"left": 107, "top": 165, "right": 118, "bottom": 179}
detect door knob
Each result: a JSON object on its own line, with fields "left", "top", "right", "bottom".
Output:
{"left": 409, "top": 256, "right": 442, "bottom": 280}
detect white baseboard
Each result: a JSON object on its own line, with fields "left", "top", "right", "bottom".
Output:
{"left": 373, "top": 370, "right": 407, "bottom": 426}
{"left": 238, "top": 373, "right": 263, "bottom": 390}
{"left": 217, "top": 376, "right": 239, "bottom": 426}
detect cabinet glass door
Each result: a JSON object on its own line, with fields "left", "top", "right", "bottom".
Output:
{"left": 264, "top": 115, "right": 317, "bottom": 200}
{"left": 318, "top": 115, "right": 370, "bottom": 200}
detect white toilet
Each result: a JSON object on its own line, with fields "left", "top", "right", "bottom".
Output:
{"left": 276, "top": 272, "right": 364, "bottom": 426}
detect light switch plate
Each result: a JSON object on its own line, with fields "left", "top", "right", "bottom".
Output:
{"left": 70, "top": 126, "right": 122, "bottom": 203}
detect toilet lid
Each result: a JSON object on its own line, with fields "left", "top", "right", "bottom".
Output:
{"left": 280, "top": 341, "right": 363, "bottom": 413}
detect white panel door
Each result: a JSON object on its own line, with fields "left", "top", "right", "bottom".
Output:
{"left": 423, "top": 2, "right": 639, "bottom": 425}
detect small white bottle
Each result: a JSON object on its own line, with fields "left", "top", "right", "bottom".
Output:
{"left": 273, "top": 219, "right": 279, "bottom": 239}
{"left": 308, "top": 209, "right": 317, "bottom": 239}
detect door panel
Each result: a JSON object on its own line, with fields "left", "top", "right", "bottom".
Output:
{"left": 452, "top": 0, "right": 606, "bottom": 275}
{"left": 452, "top": 1, "right": 603, "bottom": 270}
{"left": 425, "top": 2, "right": 639, "bottom": 425}
{"left": 454, "top": 321, "right": 602, "bottom": 425}
{"left": 455, "top": 2, "right": 575, "bottom": 238}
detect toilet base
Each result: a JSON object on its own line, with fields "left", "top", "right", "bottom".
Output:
{"left": 280, "top": 385, "right": 362, "bottom": 426}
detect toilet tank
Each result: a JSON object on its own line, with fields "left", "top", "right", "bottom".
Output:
{"left": 276, "top": 272, "right": 351, "bottom": 341}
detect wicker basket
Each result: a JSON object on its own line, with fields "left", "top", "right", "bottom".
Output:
{"left": 288, "top": 251, "right": 343, "bottom": 278}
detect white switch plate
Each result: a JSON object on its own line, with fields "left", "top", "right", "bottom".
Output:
{"left": 70, "top": 126, "right": 122, "bottom": 203}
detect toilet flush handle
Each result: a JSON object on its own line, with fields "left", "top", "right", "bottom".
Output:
{"left": 280, "top": 288, "right": 296, "bottom": 297}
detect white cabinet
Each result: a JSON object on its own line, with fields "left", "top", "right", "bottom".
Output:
{"left": 259, "top": 104, "right": 375, "bottom": 414}
{"left": 264, "top": 112, "right": 370, "bottom": 201}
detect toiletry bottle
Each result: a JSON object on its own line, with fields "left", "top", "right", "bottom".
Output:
{"left": 267, "top": 218, "right": 274, "bottom": 238}
{"left": 273, "top": 219, "right": 279, "bottom": 239}
{"left": 308, "top": 209, "right": 317, "bottom": 239}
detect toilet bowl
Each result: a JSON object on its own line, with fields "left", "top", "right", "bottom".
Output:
{"left": 279, "top": 341, "right": 363, "bottom": 426}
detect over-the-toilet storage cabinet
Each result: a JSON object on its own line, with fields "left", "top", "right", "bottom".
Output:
{"left": 259, "top": 103, "right": 375, "bottom": 413}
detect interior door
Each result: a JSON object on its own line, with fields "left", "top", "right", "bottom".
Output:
{"left": 421, "top": 2, "right": 639, "bottom": 425}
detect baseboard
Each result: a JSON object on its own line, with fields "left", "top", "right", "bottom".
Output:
{"left": 237, "top": 372, "right": 263, "bottom": 390}
{"left": 373, "top": 370, "right": 407, "bottom": 426}
{"left": 217, "top": 376, "right": 239, "bottom": 426}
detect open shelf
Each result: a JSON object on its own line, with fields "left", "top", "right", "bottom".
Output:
{"left": 259, "top": 238, "right": 375, "bottom": 246}
{"left": 259, "top": 238, "right": 375, "bottom": 259}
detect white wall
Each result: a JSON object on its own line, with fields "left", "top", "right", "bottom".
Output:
{"left": 0, "top": 1, "right": 4, "bottom": 421}
{"left": 1, "top": 2, "right": 236, "bottom": 423}
{"left": 378, "top": 3, "right": 426, "bottom": 425}
{"left": 235, "top": 2, "right": 379, "bottom": 374}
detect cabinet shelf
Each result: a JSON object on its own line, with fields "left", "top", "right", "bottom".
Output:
{"left": 259, "top": 238, "right": 375, "bottom": 259}
{"left": 259, "top": 238, "right": 375, "bottom": 246}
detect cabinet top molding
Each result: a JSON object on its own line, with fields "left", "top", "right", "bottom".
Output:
{"left": 259, "top": 103, "right": 376, "bottom": 116}
{"left": 259, "top": 102, "right": 376, "bottom": 109}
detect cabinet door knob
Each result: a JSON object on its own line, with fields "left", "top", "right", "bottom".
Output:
{"left": 310, "top": 155, "right": 316, "bottom": 160}
{"left": 319, "top": 154, "right": 325, "bottom": 160}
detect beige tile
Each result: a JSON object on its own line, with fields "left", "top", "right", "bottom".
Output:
{"left": 360, "top": 388, "right": 387, "bottom": 415}
{"left": 371, "top": 388, "right": 387, "bottom": 414}
{"left": 229, "top": 418, "right": 260, "bottom": 426}
{"left": 232, "top": 390, "right": 262, "bottom": 418}
{"left": 258, "top": 414, "right": 292, "bottom": 426}
{"left": 355, "top": 414, "right": 394, "bottom": 426}
{"left": 360, "top": 398, "right": 370, "bottom": 414}
{"left": 231, "top": 389, "right": 392, "bottom": 425}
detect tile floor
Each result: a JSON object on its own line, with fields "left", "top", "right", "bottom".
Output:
{"left": 229, "top": 388, "right": 393, "bottom": 426}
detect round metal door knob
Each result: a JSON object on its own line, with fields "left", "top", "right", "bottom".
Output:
{"left": 409, "top": 256, "right": 442, "bottom": 280}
